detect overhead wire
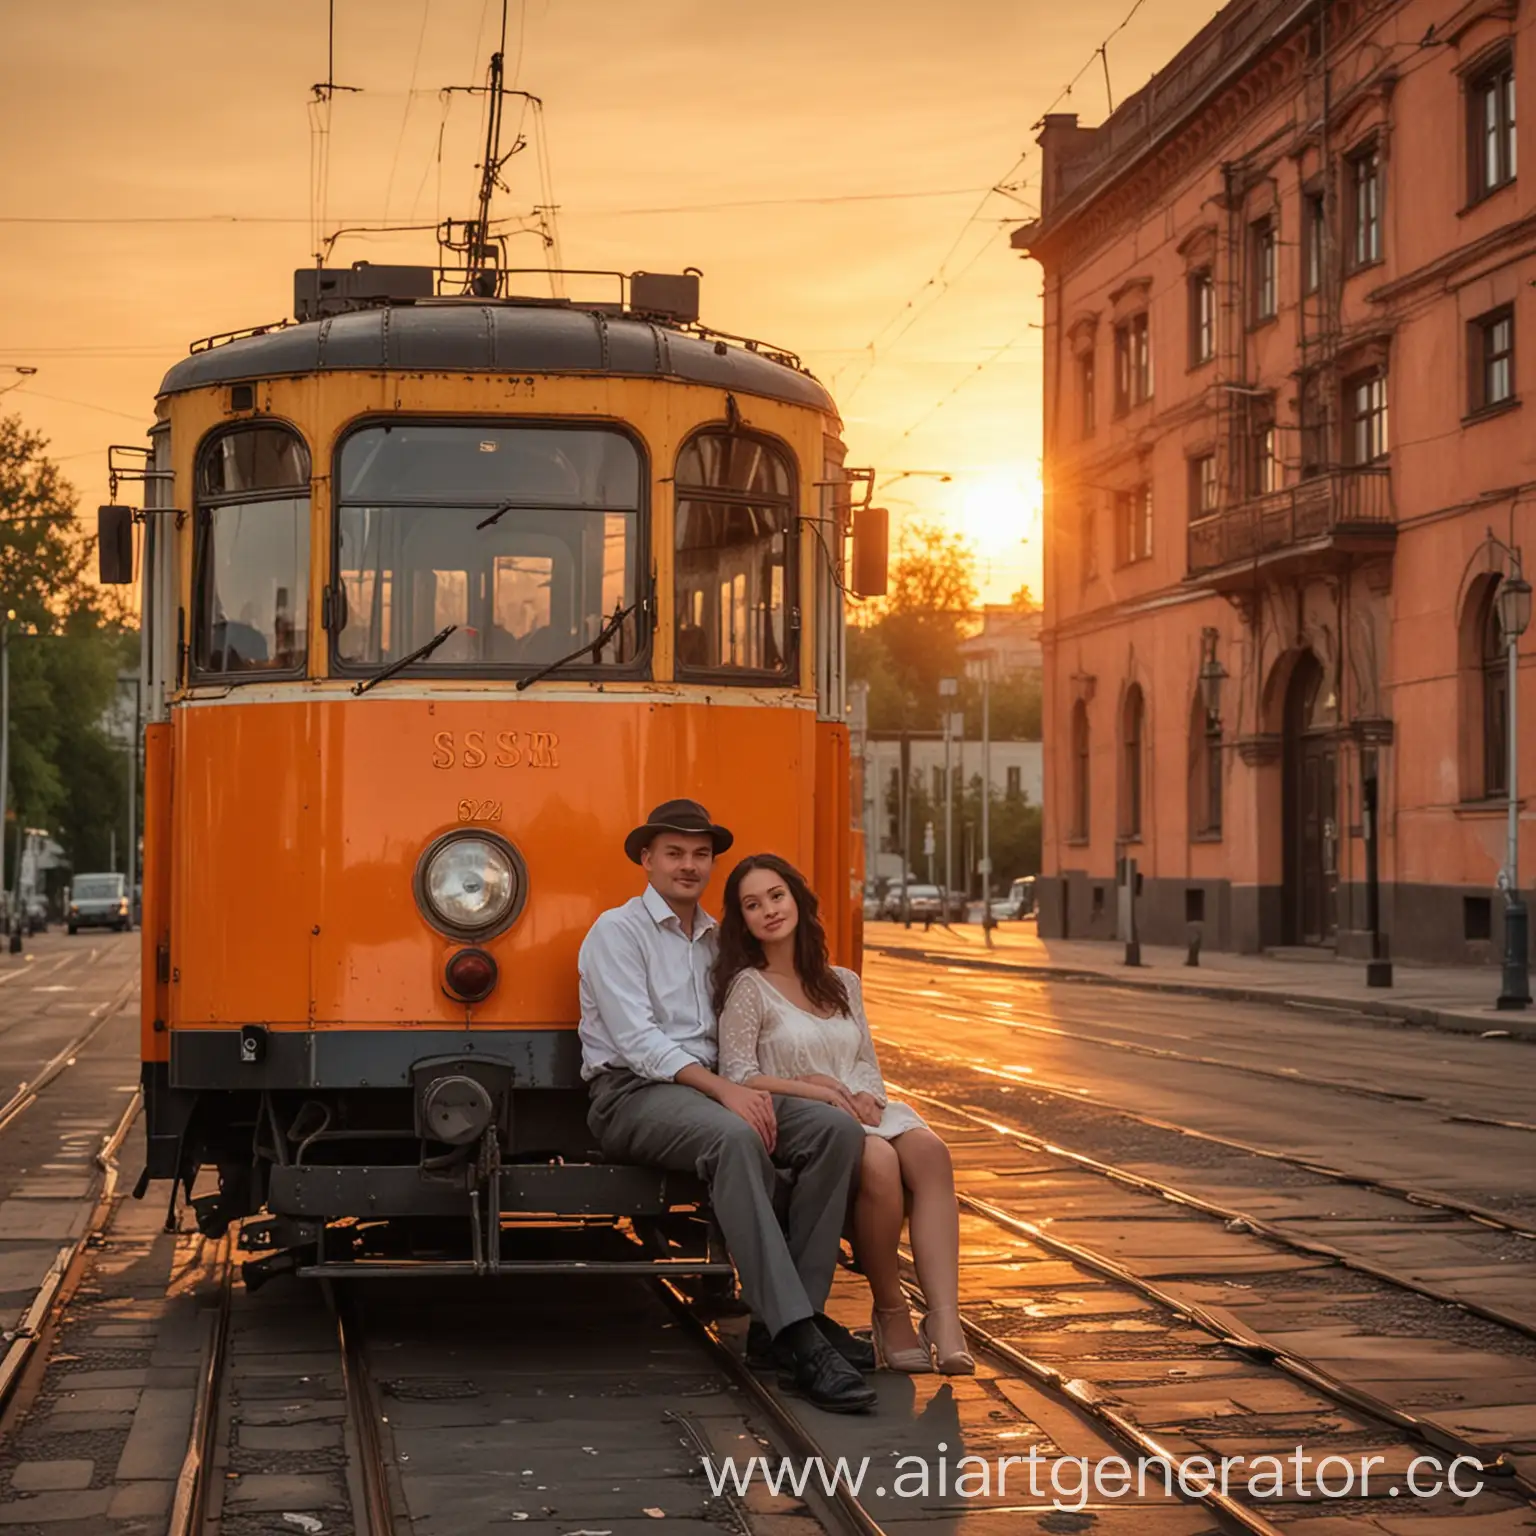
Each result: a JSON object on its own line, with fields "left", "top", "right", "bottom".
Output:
{"left": 0, "top": 187, "right": 993, "bottom": 226}
{"left": 3, "top": 388, "right": 148, "bottom": 423}
{"left": 382, "top": 0, "right": 434, "bottom": 223}
{"left": 1034, "top": 0, "right": 1158, "bottom": 125}
{"left": 886, "top": 327, "right": 1039, "bottom": 451}
{"left": 829, "top": 155, "right": 1030, "bottom": 403}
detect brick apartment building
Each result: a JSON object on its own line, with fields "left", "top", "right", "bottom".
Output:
{"left": 1016, "top": 0, "right": 1533, "bottom": 962}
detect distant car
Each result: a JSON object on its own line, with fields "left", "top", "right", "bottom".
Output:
{"left": 24, "top": 895, "right": 47, "bottom": 934}
{"left": 67, "top": 873, "right": 131, "bottom": 934}
{"left": 883, "top": 883, "right": 944, "bottom": 922}
{"left": 862, "top": 885, "right": 881, "bottom": 922}
{"left": 991, "top": 876, "right": 1037, "bottom": 921}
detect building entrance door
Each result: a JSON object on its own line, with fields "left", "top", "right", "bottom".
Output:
{"left": 1283, "top": 652, "right": 1338, "bottom": 946}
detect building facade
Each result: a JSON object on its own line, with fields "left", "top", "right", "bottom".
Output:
{"left": 1017, "top": 0, "right": 1533, "bottom": 963}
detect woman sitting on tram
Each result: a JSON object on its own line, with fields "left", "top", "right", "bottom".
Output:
{"left": 713, "top": 854, "right": 974, "bottom": 1374}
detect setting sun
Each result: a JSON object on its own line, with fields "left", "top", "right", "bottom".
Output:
{"left": 957, "top": 470, "right": 1040, "bottom": 559}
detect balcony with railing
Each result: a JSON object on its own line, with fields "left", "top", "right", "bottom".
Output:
{"left": 1187, "top": 466, "right": 1395, "bottom": 582}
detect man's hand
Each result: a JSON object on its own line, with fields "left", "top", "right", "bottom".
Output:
{"left": 850, "top": 1092, "right": 883, "bottom": 1127}
{"left": 716, "top": 1080, "right": 777, "bottom": 1152}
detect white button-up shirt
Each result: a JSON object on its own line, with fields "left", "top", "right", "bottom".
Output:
{"left": 578, "top": 883, "right": 719, "bottom": 1082}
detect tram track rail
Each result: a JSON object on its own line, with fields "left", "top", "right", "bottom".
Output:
{"left": 661, "top": 1281, "right": 889, "bottom": 1536}
{"left": 168, "top": 1236, "right": 234, "bottom": 1536}
{"left": 330, "top": 1280, "right": 399, "bottom": 1536}
{"left": 0, "top": 1081, "right": 142, "bottom": 1418}
{"left": 860, "top": 976, "right": 1536, "bottom": 1248}
{"left": 874, "top": 1047, "right": 1536, "bottom": 1336}
{"left": 882, "top": 1077, "right": 1536, "bottom": 1493}
{"left": 890, "top": 1066, "right": 1536, "bottom": 1338}
{"left": 865, "top": 955, "right": 1536, "bottom": 1123}
{"left": 904, "top": 1045, "right": 1536, "bottom": 1239}
{"left": 166, "top": 1255, "right": 403, "bottom": 1535}
{"left": 0, "top": 973, "right": 138, "bottom": 1139}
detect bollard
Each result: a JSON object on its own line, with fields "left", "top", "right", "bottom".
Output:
{"left": 7, "top": 924, "right": 20, "bottom": 956}
{"left": 1186, "top": 921, "right": 1203, "bottom": 967}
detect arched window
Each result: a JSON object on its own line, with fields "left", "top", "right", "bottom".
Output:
{"left": 193, "top": 425, "right": 311, "bottom": 679}
{"left": 1189, "top": 692, "right": 1222, "bottom": 838}
{"left": 1483, "top": 578, "right": 1510, "bottom": 797}
{"left": 674, "top": 431, "right": 795, "bottom": 679}
{"left": 1070, "top": 700, "right": 1090, "bottom": 840}
{"left": 1120, "top": 684, "right": 1145, "bottom": 838}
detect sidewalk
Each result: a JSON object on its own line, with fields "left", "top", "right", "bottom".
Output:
{"left": 864, "top": 920, "right": 1536, "bottom": 1040}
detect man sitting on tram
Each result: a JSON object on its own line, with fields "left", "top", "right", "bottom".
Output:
{"left": 578, "top": 799, "right": 878, "bottom": 1414}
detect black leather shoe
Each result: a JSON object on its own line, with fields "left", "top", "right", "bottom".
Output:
{"left": 744, "top": 1319, "right": 776, "bottom": 1371}
{"left": 778, "top": 1333, "right": 878, "bottom": 1414}
{"left": 814, "top": 1311, "right": 877, "bottom": 1371}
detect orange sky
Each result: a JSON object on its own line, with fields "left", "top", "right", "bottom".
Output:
{"left": 0, "top": 0, "right": 1217, "bottom": 605}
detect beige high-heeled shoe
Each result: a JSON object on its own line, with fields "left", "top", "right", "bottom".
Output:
{"left": 871, "top": 1305, "right": 933, "bottom": 1373}
{"left": 918, "top": 1309, "right": 976, "bottom": 1375}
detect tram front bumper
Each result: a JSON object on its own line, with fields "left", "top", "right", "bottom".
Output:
{"left": 265, "top": 1161, "right": 708, "bottom": 1219}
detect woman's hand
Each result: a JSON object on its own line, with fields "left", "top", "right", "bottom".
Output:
{"left": 794, "top": 1074, "right": 861, "bottom": 1118}
{"left": 850, "top": 1092, "right": 883, "bottom": 1127}
{"left": 798, "top": 1073, "right": 848, "bottom": 1096}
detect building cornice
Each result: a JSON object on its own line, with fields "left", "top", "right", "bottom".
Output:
{"left": 1366, "top": 209, "right": 1536, "bottom": 303}
{"left": 1016, "top": 0, "right": 1402, "bottom": 274}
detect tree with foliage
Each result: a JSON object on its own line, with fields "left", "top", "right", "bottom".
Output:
{"left": 849, "top": 518, "right": 1041, "bottom": 739}
{"left": 0, "top": 415, "right": 137, "bottom": 893}
{"left": 885, "top": 773, "right": 1042, "bottom": 894}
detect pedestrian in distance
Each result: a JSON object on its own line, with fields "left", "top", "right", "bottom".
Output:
{"left": 713, "top": 852, "right": 974, "bottom": 1375}
{"left": 578, "top": 800, "right": 878, "bottom": 1414}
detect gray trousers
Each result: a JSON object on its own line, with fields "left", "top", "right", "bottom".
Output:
{"left": 588, "top": 1070, "right": 865, "bottom": 1337}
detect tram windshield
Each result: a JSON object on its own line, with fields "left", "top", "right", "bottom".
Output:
{"left": 333, "top": 424, "right": 642, "bottom": 676}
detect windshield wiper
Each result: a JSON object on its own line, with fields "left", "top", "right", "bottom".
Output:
{"left": 515, "top": 601, "right": 639, "bottom": 691}
{"left": 351, "top": 624, "right": 458, "bottom": 696}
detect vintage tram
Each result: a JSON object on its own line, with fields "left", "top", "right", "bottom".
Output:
{"left": 103, "top": 264, "right": 885, "bottom": 1281}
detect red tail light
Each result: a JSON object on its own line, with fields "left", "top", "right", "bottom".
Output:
{"left": 444, "top": 947, "right": 498, "bottom": 1004}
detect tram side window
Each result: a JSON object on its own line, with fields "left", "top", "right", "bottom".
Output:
{"left": 674, "top": 432, "right": 795, "bottom": 679}
{"left": 193, "top": 426, "right": 311, "bottom": 678}
{"left": 332, "top": 424, "right": 643, "bottom": 677}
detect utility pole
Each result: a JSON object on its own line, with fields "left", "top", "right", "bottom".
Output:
{"left": 981, "top": 650, "right": 994, "bottom": 948}
{"left": 939, "top": 677, "right": 958, "bottom": 922}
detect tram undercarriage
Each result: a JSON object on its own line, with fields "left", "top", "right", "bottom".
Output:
{"left": 141, "top": 1031, "right": 734, "bottom": 1286}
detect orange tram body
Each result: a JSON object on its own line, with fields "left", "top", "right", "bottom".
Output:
{"left": 113, "top": 268, "right": 881, "bottom": 1282}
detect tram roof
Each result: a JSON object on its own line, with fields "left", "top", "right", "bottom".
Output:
{"left": 157, "top": 303, "right": 837, "bottom": 414}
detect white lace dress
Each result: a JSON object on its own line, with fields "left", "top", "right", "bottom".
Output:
{"left": 718, "top": 967, "right": 929, "bottom": 1140}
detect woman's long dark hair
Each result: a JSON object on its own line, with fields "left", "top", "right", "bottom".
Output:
{"left": 712, "top": 853, "right": 851, "bottom": 1020}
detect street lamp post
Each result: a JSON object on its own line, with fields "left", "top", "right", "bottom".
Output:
{"left": 1496, "top": 566, "right": 1532, "bottom": 1010}
{"left": 0, "top": 610, "right": 14, "bottom": 950}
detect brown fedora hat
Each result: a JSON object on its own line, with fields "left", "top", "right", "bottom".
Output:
{"left": 624, "top": 798, "right": 735, "bottom": 865}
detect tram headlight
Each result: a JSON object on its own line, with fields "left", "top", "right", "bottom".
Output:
{"left": 414, "top": 830, "right": 526, "bottom": 941}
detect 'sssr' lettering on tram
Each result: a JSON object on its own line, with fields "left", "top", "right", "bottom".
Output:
{"left": 430, "top": 729, "right": 560, "bottom": 770}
